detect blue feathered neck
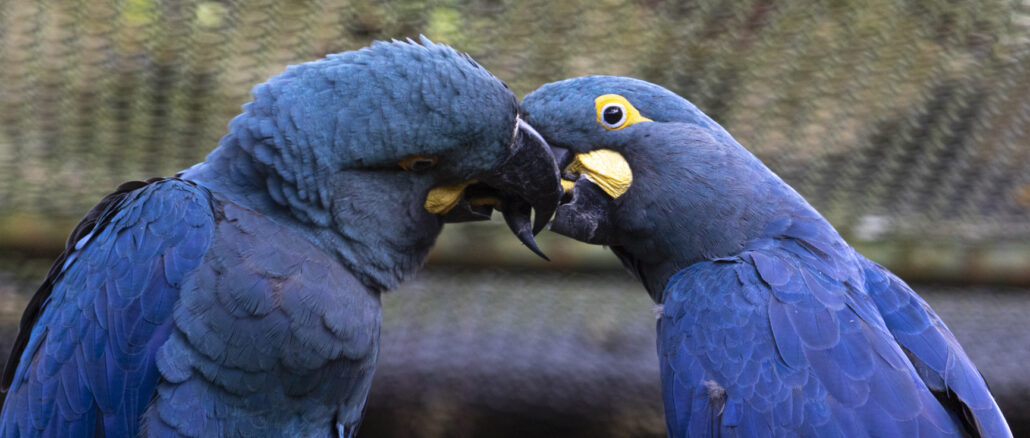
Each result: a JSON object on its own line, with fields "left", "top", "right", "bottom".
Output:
{"left": 181, "top": 124, "right": 441, "bottom": 293}
{"left": 611, "top": 122, "right": 845, "bottom": 300}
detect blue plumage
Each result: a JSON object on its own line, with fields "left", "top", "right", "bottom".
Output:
{"left": 3, "top": 179, "right": 213, "bottom": 437}
{"left": 522, "top": 75, "right": 1010, "bottom": 437}
{"left": 1, "top": 38, "right": 560, "bottom": 436}
{"left": 658, "top": 217, "right": 981, "bottom": 436}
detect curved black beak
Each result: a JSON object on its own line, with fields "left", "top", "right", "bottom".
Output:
{"left": 448, "top": 119, "right": 561, "bottom": 259}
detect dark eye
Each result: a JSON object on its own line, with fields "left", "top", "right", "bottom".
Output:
{"left": 399, "top": 155, "right": 438, "bottom": 172}
{"left": 601, "top": 103, "right": 626, "bottom": 128}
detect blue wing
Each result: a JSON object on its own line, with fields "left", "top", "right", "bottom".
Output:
{"left": 0, "top": 178, "right": 214, "bottom": 437}
{"left": 863, "top": 260, "right": 1011, "bottom": 437}
{"left": 657, "top": 216, "right": 1009, "bottom": 437}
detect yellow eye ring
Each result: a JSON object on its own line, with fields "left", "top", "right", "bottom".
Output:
{"left": 594, "top": 94, "right": 651, "bottom": 130}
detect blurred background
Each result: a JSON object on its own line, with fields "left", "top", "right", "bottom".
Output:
{"left": 1, "top": 0, "right": 1028, "bottom": 436}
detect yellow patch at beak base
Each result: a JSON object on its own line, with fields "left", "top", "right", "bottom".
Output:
{"left": 425, "top": 180, "right": 477, "bottom": 214}
{"left": 565, "top": 149, "right": 632, "bottom": 198}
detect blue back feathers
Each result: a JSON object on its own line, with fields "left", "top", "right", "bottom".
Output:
{"left": 1, "top": 178, "right": 214, "bottom": 437}
{"left": 658, "top": 214, "right": 1009, "bottom": 436}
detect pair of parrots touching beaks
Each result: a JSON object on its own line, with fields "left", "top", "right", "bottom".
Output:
{"left": 0, "top": 37, "right": 1010, "bottom": 437}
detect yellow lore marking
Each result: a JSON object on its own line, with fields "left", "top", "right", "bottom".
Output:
{"left": 566, "top": 149, "right": 632, "bottom": 198}
{"left": 425, "top": 179, "right": 476, "bottom": 214}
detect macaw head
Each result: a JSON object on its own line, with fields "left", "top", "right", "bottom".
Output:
{"left": 522, "top": 75, "right": 798, "bottom": 295}
{"left": 189, "top": 38, "right": 561, "bottom": 290}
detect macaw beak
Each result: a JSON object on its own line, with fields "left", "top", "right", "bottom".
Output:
{"left": 432, "top": 119, "right": 562, "bottom": 260}
{"left": 545, "top": 145, "right": 628, "bottom": 245}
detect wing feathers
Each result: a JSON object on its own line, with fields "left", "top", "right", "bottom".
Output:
{"left": 0, "top": 179, "right": 214, "bottom": 437}
{"left": 657, "top": 218, "right": 1006, "bottom": 437}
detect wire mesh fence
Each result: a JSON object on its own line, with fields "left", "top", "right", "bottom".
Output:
{"left": 1, "top": 0, "right": 1028, "bottom": 246}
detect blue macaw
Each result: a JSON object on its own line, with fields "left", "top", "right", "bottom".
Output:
{"left": 0, "top": 38, "right": 560, "bottom": 437}
{"left": 521, "top": 76, "right": 1011, "bottom": 437}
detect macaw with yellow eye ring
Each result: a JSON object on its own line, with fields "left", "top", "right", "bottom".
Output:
{"left": 522, "top": 76, "right": 1011, "bottom": 437}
